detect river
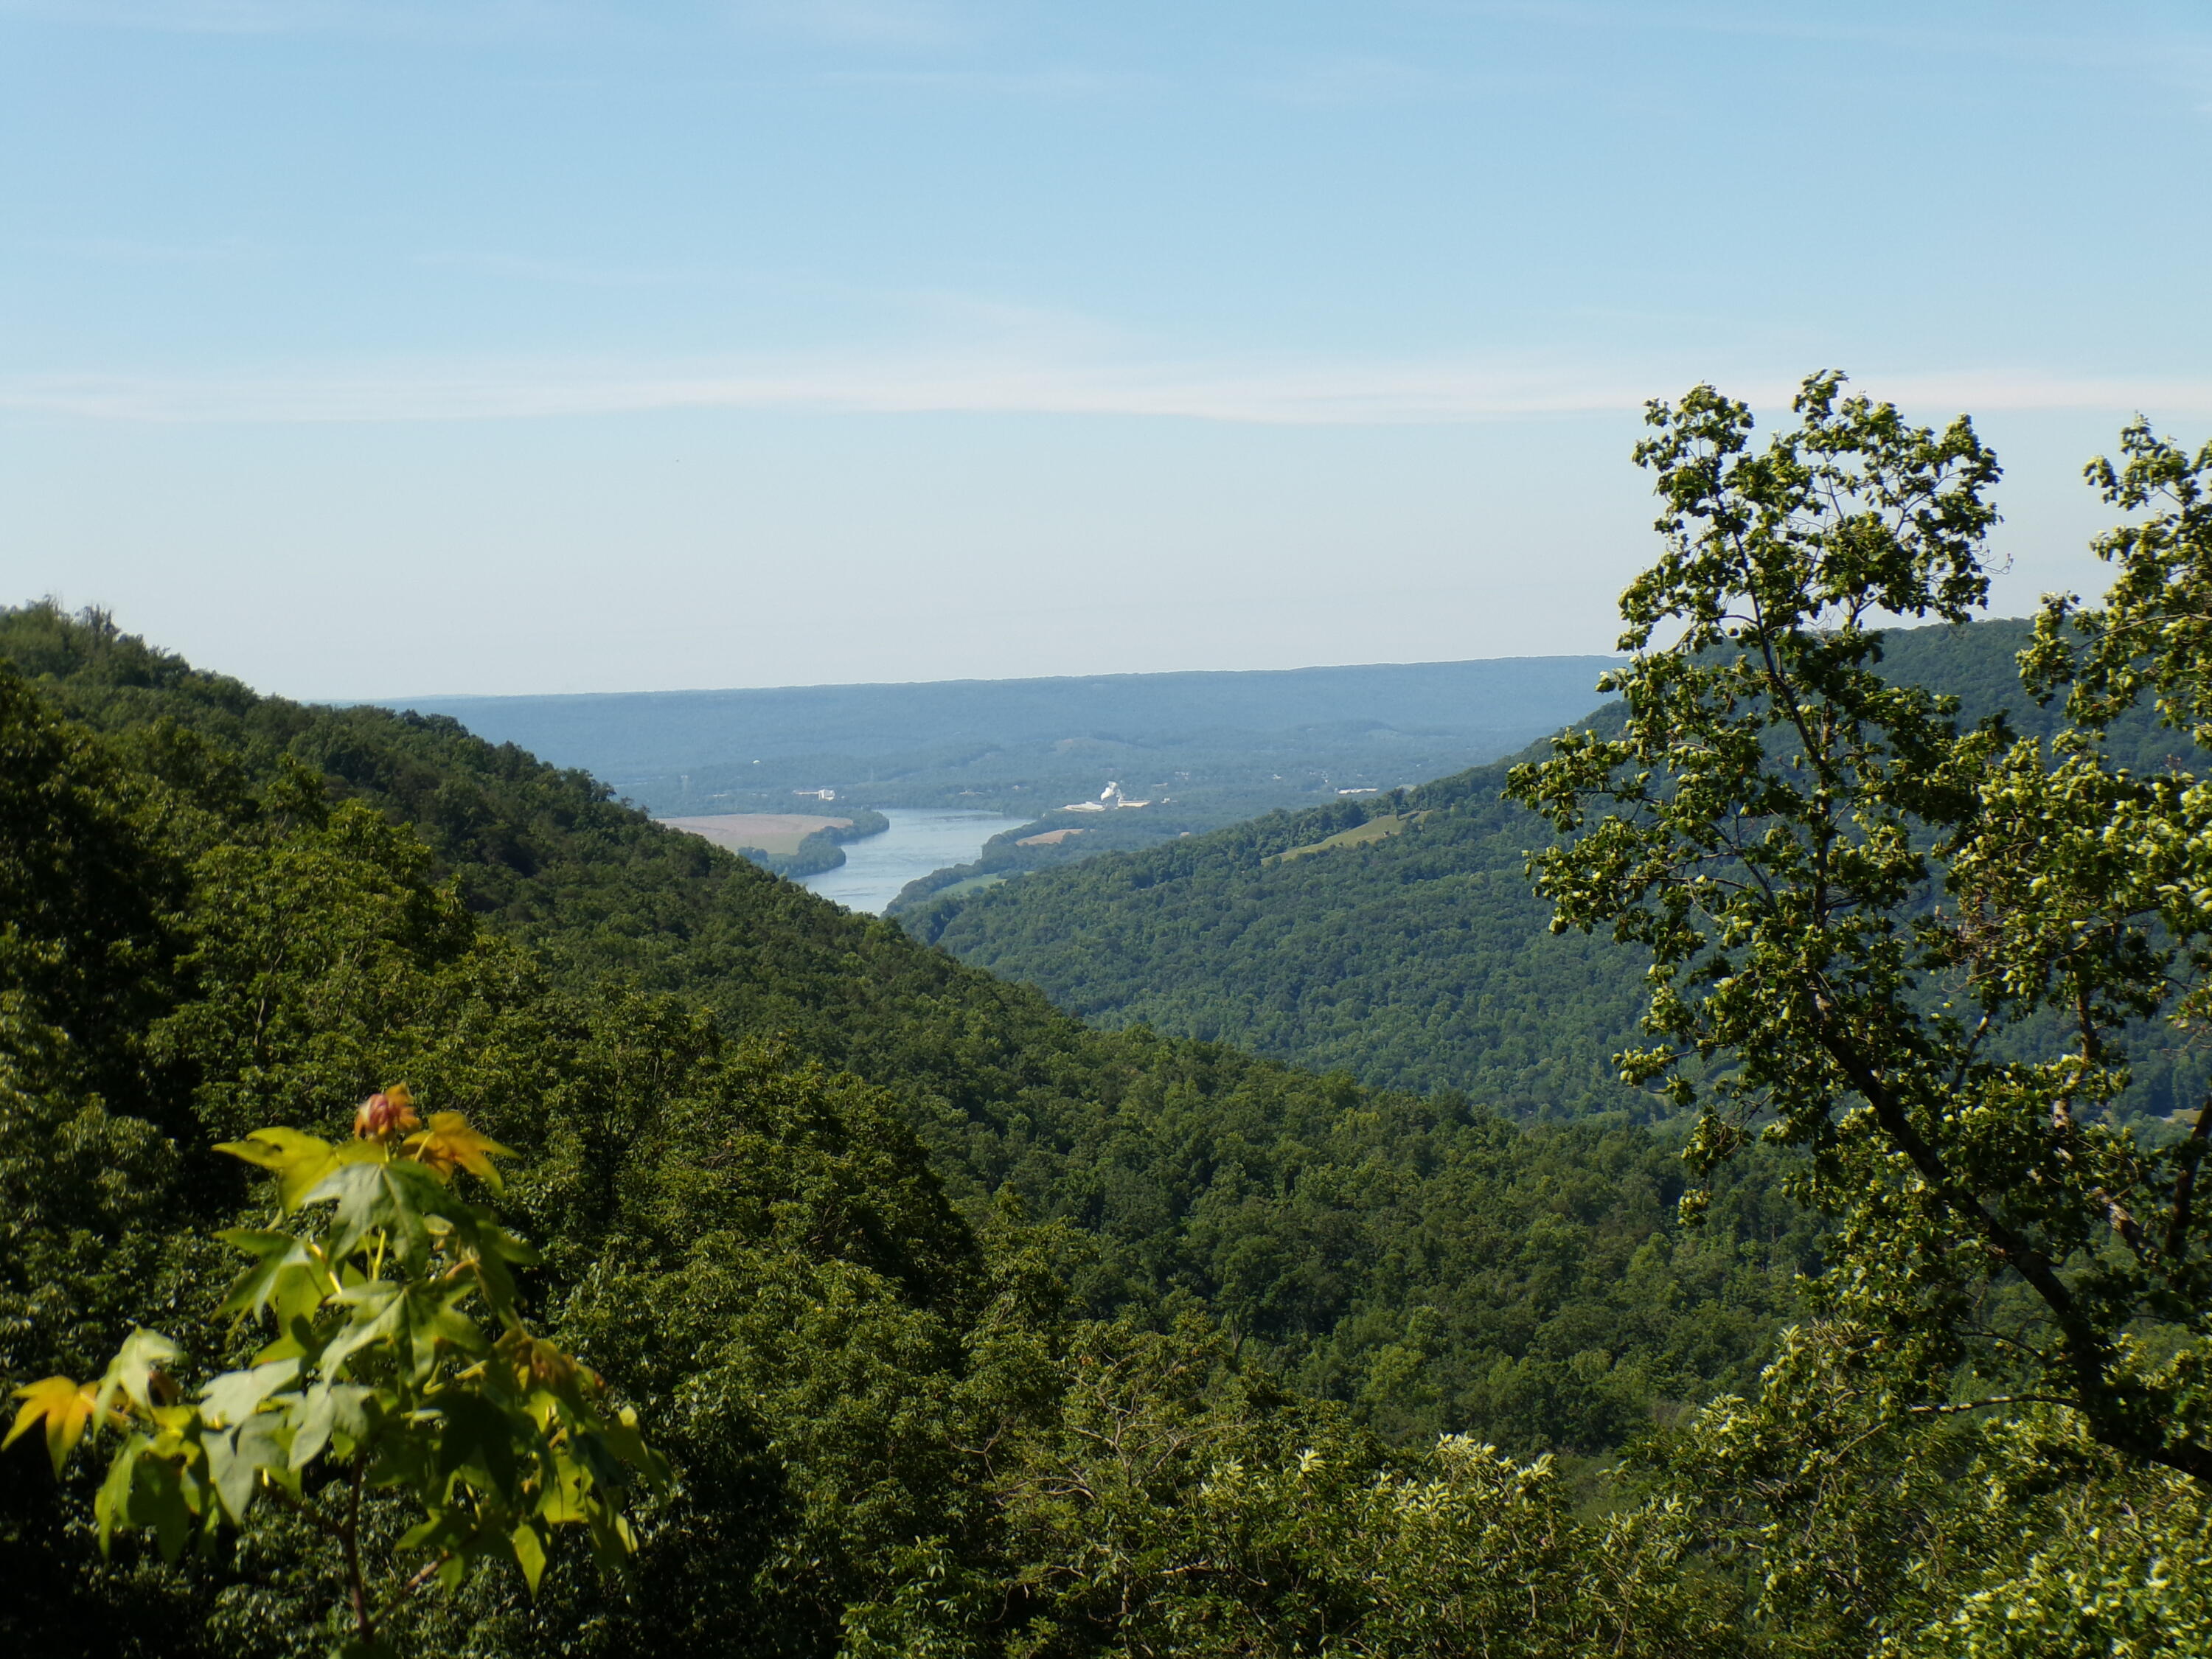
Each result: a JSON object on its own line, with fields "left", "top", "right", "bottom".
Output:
{"left": 801, "top": 807, "right": 1025, "bottom": 914}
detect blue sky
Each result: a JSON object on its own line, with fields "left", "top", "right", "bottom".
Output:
{"left": 5, "top": 1, "right": 2211, "bottom": 697}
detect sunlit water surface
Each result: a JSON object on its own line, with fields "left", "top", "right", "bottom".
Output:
{"left": 801, "top": 808, "right": 1023, "bottom": 914}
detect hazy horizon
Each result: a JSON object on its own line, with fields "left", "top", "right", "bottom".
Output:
{"left": 372, "top": 646, "right": 1631, "bottom": 708}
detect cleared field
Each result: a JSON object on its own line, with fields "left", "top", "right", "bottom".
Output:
{"left": 932, "top": 872, "right": 1009, "bottom": 899}
{"left": 1266, "top": 811, "right": 1432, "bottom": 866}
{"left": 660, "top": 813, "right": 852, "bottom": 856}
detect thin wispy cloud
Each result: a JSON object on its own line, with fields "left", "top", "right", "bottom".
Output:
{"left": 7, "top": 353, "right": 2209, "bottom": 427}
{"left": 0, "top": 0, "right": 619, "bottom": 43}
{"left": 26, "top": 232, "right": 269, "bottom": 265}
{"left": 817, "top": 63, "right": 1152, "bottom": 97}
{"left": 411, "top": 250, "right": 712, "bottom": 288}
{"left": 731, "top": 0, "right": 963, "bottom": 50}
{"left": 1437, "top": 0, "right": 2212, "bottom": 91}
{"left": 0, "top": 0, "right": 357, "bottom": 32}
{"left": 1244, "top": 55, "right": 1444, "bottom": 110}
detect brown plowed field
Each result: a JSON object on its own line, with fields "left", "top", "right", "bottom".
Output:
{"left": 658, "top": 813, "right": 852, "bottom": 855}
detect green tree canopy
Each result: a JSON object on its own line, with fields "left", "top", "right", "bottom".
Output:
{"left": 1509, "top": 372, "right": 2212, "bottom": 1481}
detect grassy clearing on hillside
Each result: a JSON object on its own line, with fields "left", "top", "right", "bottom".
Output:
{"left": 1267, "top": 810, "right": 1430, "bottom": 864}
{"left": 933, "top": 872, "right": 1009, "bottom": 898}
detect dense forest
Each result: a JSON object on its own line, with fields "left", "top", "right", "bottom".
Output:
{"left": 907, "top": 619, "right": 2211, "bottom": 1123}
{"left": 0, "top": 602, "right": 1805, "bottom": 1656}
{"left": 10, "top": 383, "right": 2212, "bottom": 1655}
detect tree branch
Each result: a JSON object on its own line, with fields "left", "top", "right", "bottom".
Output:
{"left": 1815, "top": 1011, "right": 2212, "bottom": 1482}
{"left": 257, "top": 1479, "right": 348, "bottom": 1543}
{"left": 2163, "top": 1092, "right": 2212, "bottom": 1266}
{"left": 344, "top": 1456, "right": 373, "bottom": 1644}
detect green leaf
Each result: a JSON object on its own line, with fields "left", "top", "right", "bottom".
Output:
{"left": 215, "top": 1229, "right": 329, "bottom": 1320}
{"left": 431, "top": 1391, "right": 521, "bottom": 1497}
{"left": 286, "top": 1385, "right": 336, "bottom": 1471}
{"left": 94, "top": 1328, "right": 180, "bottom": 1419}
{"left": 94, "top": 1433, "right": 148, "bottom": 1554}
{"left": 130, "top": 1447, "right": 192, "bottom": 1563}
{"left": 250, "top": 1426, "right": 303, "bottom": 1503}
{"left": 199, "top": 1359, "right": 300, "bottom": 1427}
{"left": 315, "top": 1281, "right": 406, "bottom": 1381}
{"left": 511, "top": 1520, "right": 546, "bottom": 1595}
{"left": 215, "top": 1127, "right": 341, "bottom": 1213}
{"left": 285, "top": 1383, "right": 369, "bottom": 1470}
{"left": 446, "top": 1211, "right": 539, "bottom": 1317}
{"left": 204, "top": 1428, "right": 260, "bottom": 1524}
{"left": 535, "top": 1453, "right": 590, "bottom": 1525}
{"left": 597, "top": 1412, "right": 672, "bottom": 1489}
{"left": 304, "top": 1158, "right": 450, "bottom": 1267}
{"left": 406, "top": 1287, "right": 487, "bottom": 1383}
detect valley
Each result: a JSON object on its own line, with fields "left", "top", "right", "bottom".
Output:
{"left": 389, "top": 655, "right": 1622, "bottom": 847}
{"left": 13, "top": 2, "right": 2198, "bottom": 1646}
{"left": 12, "top": 404, "right": 2212, "bottom": 1654}
{"left": 899, "top": 616, "right": 2212, "bottom": 1125}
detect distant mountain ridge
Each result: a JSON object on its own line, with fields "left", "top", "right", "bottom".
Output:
{"left": 381, "top": 655, "right": 1624, "bottom": 822}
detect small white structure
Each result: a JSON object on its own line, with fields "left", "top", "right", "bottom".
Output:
{"left": 1062, "top": 780, "right": 1153, "bottom": 812}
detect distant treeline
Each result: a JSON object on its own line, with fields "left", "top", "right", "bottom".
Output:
{"left": 384, "top": 657, "right": 1624, "bottom": 838}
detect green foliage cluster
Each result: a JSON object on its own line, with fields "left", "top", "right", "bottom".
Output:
{"left": 11, "top": 1098, "right": 667, "bottom": 1659}
{"left": 1511, "top": 377, "right": 2212, "bottom": 1484}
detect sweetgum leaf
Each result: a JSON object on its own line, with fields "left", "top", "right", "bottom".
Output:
{"left": 403, "top": 1112, "right": 515, "bottom": 1192}
{"left": 200, "top": 1360, "right": 301, "bottom": 1427}
{"left": 5, "top": 1376, "right": 99, "bottom": 1476}
{"left": 305, "top": 1159, "right": 450, "bottom": 1267}
{"left": 216, "top": 1231, "right": 327, "bottom": 1319}
{"left": 204, "top": 1428, "right": 260, "bottom": 1524}
{"left": 511, "top": 1520, "right": 547, "bottom": 1594}
{"left": 216, "top": 1128, "right": 340, "bottom": 1214}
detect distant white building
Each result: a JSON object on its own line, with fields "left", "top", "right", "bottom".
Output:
{"left": 1062, "top": 780, "right": 1153, "bottom": 812}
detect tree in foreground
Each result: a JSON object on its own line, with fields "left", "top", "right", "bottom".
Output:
{"left": 1509, "top": 372, "right": 2212, "bottom": 1642}
{"left": 7, "top": 1085, "right": 667, "bottom": 1658}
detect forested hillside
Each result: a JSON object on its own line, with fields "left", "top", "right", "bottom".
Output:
{"left": 13, "top": 368, "right": 2212, "bottom": 1659}
{"left": 908, "top": 617, "right": 2212, "bottom": 1121}
{"left": 0, "top": 602, "right": 1803, "bottom": 1657}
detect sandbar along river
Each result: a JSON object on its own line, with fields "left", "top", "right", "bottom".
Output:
{"left": 803, "top": 808, "right": 1020, "bottom": 914}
